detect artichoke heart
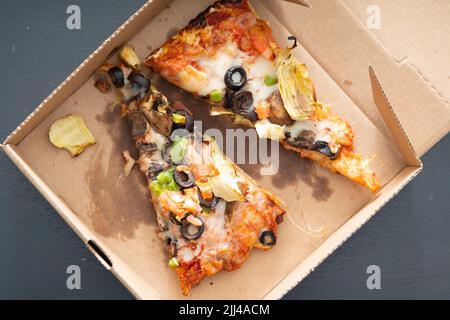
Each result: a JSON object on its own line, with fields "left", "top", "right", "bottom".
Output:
{"left": 276, "top": 48, "right": 316, "bottom": 121}
{"left": 209, "top": 139, "right": 245, "bottom": 202}
{"left": 49, "top": 114, "right": 96, "bottom": 156}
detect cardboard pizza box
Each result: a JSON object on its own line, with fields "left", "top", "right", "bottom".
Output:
{"left": 0, "top": 0, "right": 445, "bottom": 299}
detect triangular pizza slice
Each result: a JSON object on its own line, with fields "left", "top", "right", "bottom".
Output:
{"left": 103, "top": 60, "right": 285, "bottom": 295}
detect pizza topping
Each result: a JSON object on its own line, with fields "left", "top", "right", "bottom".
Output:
{"left": 171, "top": 113, "right": 186, "bottom": 125}
{"left": 174, "top": 165, "right": 195, "bottom": 189}
{"left": 168, "top": 257, "right": 179, "bottom": 269}
{"left": 209, "top": 139, "right": 245, "bottom": 202}
{"left": 180, "top": 216, "right": 205, "bottom": 240}
{"left": 209, "top": 89, "right": 223, "bottom": 103}
{"left": 49, "top": 114, "right": 96, "bottom": 157}
{"left": 107, "top": 66, "right": 125, "bottom": 88}
{"left": 127, "top": 72, "right": 150, "bottom": 94}
{"left": 275, "top": 48, "right": 316, "bottom": 121}
{"left": 197, "top": 189, "right": 220, "bottom": 208}
{"left": 224, "top": 65, "right": 247, "bottom": 91}
{"left": 172, "top": 109, "right": 194, "bottom": 132}
{"left": 145, "top": 160, "right": 168, "bottom": 180}
{"left": 226, "top": 89, "right": 257, "bottom": 121}
{"left": 267, "top": 91, "right": 293, "bottom": 126}
{"left": 119, "top": 45, "right": 141, "bottom": 71}
{"left": 140, "top": 94, "right": 173, "bottom": 137}
{"left": 149, "top": 169, "right": 179, "bottom": 196}
{"left": 186, "top": 214, "right": 203, "bottom": 227}
{"left": 170, "top": 212, "right": 183, "bottom": 225}
{"left": 168, "top": 136, "right": 188, "bottom": 164}
{"left": 94, "top": 73, "right": 112, "bottom": 93}
{"left": 264, "top": 74, "right": 278, "bottom": 86}
{"left": 127, "top": 111, "right": 148, "bottom": 138}
{"left": 254, "top": 119, "right": 286, "bottom": 141}
{"left": 259, "top": 230, "right": 276, "bottom": 247}
{"left": 312, "top": 141, "right": 339, "bottom": 159}
{"left": 284, "top": 120, "right": 343, "bottom": 158}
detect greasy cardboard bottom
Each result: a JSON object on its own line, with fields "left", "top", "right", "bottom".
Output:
{"left": 2, "top": 0, "right": 422, "bottom": 299}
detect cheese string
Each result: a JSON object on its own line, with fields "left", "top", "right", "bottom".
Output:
{"left": 286, "top": 192, "right": 326, "bottom": 239}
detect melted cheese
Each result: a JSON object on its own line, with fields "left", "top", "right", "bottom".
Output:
{"left": 181, "top": 43, "right": 278, "bottom": 109}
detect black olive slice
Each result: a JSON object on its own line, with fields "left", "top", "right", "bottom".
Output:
{"left": 227, "top": 90, "right": 257, "bottom": 121}
{"left": 285, "top": 129, "right": 315, "bottom": 150}
{"left": 312, "top": 141, "right": 339, "bottom": 160}
{"left": 198, "top": 190, "right": 219, "bottom": 208}
{"left": 173, "top": 166, "right": 195, "bottom": 188}
{"left": 170, "top": 212, "right": 183, "bottom": 226}
{"left": 107, "top": 66, "right": 125, "bottom": 88}
{"left": 259, "top": 230, "right": 276, "bottom": 246}
{"left": 180, "top": 217, "right": 205, "bottom": 241}
{"left": 162, "top": 142, "right": 173, "bottom": 164}
{"left": 146, "top": 161, "right": 167, "bottom": 180}
{"left": 172, "top": 109, "right": 194, "bottom": 132}
{"left": 127, "top": 72, "right": 150, "bottom": 93}
{"left": 224, "top": 66, "right": 247, "bottom": 91}
{"left": 288, "top": 35, "right": 298, "bottom": 49}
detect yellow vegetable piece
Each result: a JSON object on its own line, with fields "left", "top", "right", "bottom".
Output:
{"left": 119, "top": 45, "right": 141, "bottom": 70}
{"left": 49, "top": 114, "right": 96, "bottom": 157}
{"left": 275, "top": 48, "right": 316, "bottom": 121}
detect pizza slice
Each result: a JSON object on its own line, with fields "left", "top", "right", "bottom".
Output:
{"left": 99, "top": 62, "right": 285, "bottom": 295}
{"left": 145, "top": 0, "right": 381, "bottom": 192}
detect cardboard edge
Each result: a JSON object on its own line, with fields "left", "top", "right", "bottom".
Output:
{"left": 369, "top": 66, "right": 422, "bottom": 167}
{"left": 0, "top": 144, "right": 162, "bottom": 300}
{"left": 2, "top": 0, "right": 171, "bottom": 146}
{"left": 264, "top": 67, "right": 423, "bottom": 299}
{"left": 263, "top": 165, "right": 422, "bottom": 299}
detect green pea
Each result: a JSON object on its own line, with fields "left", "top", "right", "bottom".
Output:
{"left": 210, "top": 90, "right": 223, "bottom": 102}
{"left": 264, "top": 75, "right": 278, "bottom": 86}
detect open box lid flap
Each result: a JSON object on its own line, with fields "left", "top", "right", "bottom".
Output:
{"left": 263, "top": 0, "right": 450, "bottom": 157}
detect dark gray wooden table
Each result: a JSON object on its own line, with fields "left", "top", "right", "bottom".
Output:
{"left": 0, "top": 0, "right": 449, "bottom": 300}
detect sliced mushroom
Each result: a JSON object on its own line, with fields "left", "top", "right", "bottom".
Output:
{"left": 268, "top": 91, "right": 293, "bottom": 126}
{"left": 140, "top": 93, "right": 173, "bottom": 136}
{"left": 127, "top": 111, "right": 148, "bottom": 138}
